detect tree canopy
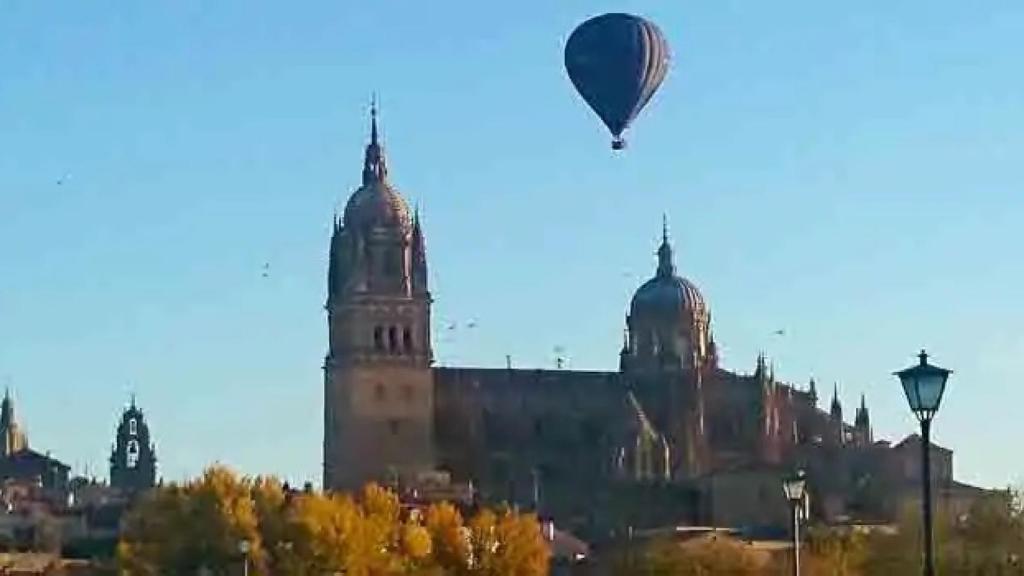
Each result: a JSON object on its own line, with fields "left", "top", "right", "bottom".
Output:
{"left": 117, "top": 465, "right": 550, "bottom": 576}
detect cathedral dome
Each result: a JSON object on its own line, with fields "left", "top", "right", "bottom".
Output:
{"left": 342, "top": 180, "right": 412, "bottom": 232}
{"left": 629, "top": 223, "right": 707, "bottom": 325}
{"left": 622, "top": 220, "right": 714, "bottom": 369}
{"left": 630, "top": 273, "right": 706, "bottom": 322}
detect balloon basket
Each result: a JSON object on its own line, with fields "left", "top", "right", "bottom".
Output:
{"left": 611, "top": 138, "right": 626, "bottom": 150}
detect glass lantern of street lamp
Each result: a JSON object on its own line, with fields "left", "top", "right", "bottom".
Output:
{"left": 782, "top": 469, "right": 807, "bottom": 504}
{"left": 238, "top": 539, "right": 251, "bottom": 555}
{"left": 895, "top": 350, "right": 952, "bottom": 422}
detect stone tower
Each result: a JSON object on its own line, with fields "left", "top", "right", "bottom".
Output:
{"left": 829, "top": 384, "right": 845, "bottom": 446}
{"left": 620, "top": 219, "right": 712, "bottom": 479}
{"left": 0, "top": 390, "right": 28, "bottom": 457}
{"left": 853, "top": 394, "right": 872, "bottom": 446}
{"left": 109, "top": 397, "right": 157, "bottom": 492}
{"left": 323, "top": 107, "right": 434, "bottom": 491}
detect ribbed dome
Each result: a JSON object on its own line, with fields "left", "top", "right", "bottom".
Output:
{"left": 630, "top": 274, "right": 705, "bottom": 320}
{"left": 342, "top": 180, "right": 412, "bottom": 232}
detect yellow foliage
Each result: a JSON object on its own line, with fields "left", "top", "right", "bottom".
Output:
{"left": 117, "top": 466, "right": 551, "bottom": 576}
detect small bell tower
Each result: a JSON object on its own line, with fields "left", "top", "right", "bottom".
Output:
{"left": 109, "top": 396, "right": 157, "bottom": 493}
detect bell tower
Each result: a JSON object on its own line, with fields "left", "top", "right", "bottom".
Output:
{"left": 109, "top": 396, "right": 157, "bottom": 493}
{"left": 323, "top": 107, "right": 434, "bottom": 491}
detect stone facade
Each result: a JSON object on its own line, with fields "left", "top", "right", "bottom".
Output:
{"left": 323, "top": 113, "right": 982, "bottom": 533}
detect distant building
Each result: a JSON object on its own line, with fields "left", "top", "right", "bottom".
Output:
{"left": 0, "top": 391, "right": 68, "bottom": 493}
{"left": 109, "top": 397, "right": 157, "bottom": 493}
{"left": 0, "top": 390, "right": 28, "bottom": 457}
{"left": 322, "top": 110, "right": 989, "bottom": 535}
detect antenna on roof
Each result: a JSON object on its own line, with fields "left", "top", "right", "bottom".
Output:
{"left": 554, "top": 346, "right": 566, "bottom": 370}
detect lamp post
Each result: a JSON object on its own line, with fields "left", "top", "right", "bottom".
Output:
{"left": 238, "top": 539, "right": 251, "bottom": 576}
{"left": 782, "top": 469, "right": 807, "bottom": 576}
{"left": 895, "top": 350, "right": 952, "bottom": 576}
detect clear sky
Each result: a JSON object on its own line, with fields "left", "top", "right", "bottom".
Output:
{"left": 1, "top": 1, "right": 1022, "bottom": 489}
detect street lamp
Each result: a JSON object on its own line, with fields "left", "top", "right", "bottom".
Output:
{"left": 782, "top": 469, "right": 807, "bottom": 576}
{"left": 895, "top": 349, "right": 952, "bottom": 576}
{"left": 238, "top": 539, "right": 251, "bottom": 576}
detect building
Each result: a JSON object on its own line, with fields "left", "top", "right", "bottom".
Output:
{"left": 0, "top": 392, "right": 69, "bottom": 493}
{"left": 0, "top": 391, "right": 28, "bottom": 458}
{"left": 323, "top": 111, "right": 984, "bottom": 534}
{"left": 108, "top": 397, "right": 157, "bottom": 494}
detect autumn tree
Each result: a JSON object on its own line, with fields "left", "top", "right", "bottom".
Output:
{"left": 118, "top": 465, "right": 265, "bottom": 575}
{"left": 117, "top": 465, "right": 550, "bottom": 575}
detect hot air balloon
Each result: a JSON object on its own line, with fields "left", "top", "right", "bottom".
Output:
{"left": 564, "top": 13, "right": 670, "bottom": 150}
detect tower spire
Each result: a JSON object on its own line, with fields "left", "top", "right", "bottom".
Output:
{"left": 362, "top": 95, "right": 388, "bottom": 185}
{"left": 370, "top": 93, "right": 379, "bottom": 146}
{"left": 656, "top": 214, "right": 675, "bottom": 278}
{"left": 1, "top": 388, "right": 11, "bottom": 425}
{"left": 830, "top": 382, "right": 843, "bottom": 420}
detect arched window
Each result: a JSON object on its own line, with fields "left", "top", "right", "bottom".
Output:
{"left": 127, "top": 440, "right": 140, "bottom": 469}
{"left": 128, "top": 418, "right": 138, "bottom": 436}
{"left": 403, "top": 327, "right": 413, "bottom": 352}
{"left": 388, "top": 326, "right": 398, "bottom": 353}
{"left": 374, "top": 327, "right": 384, "bottom": 350}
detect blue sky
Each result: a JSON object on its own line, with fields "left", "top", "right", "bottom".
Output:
{"left": 1, "top": 1, "right": 1021, "bottom": 488}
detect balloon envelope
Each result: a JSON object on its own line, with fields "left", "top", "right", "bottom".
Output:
{"left": 564, "top": 13, "right": 670, "bottom": 149}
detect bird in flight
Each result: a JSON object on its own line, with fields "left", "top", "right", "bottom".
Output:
{"left": 261, "top": 263, "right": 270, "bottom": 278}
{"left": 56, "top": 172, "right": 72, "bottom": 186}
{"left": 773, "top": 329, "right": 785, "bottom": 336}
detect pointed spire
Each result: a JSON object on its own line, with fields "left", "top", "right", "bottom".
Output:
{"left": 855, "top": 393, "right": 870, "bottom": 427}
{"left": 411, "top": 203, "right": 424, "bottom": 247}
{"left": 656, "top": 214, "right": 675, "bottom": 278}
{"left": 830, "top": 383, "right": 843, "bottom": 419}
{"left": 808, "top": 377, "right": 818, "bottom": 404}
{"left": 0, "top": 389, "right": 11, "bottom": 426}
{"left": 370, "top": 93, "right": 379, "bottom": 146}
{"left": 410, "top": 202, "right": 429, "bottom": 295}
{"left": 362, "top": 95, "right": 388, "bottom": 185}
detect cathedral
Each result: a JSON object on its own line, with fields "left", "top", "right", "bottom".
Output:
{"left": 324, "top": 111, "right": 983, "bottom": 535}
